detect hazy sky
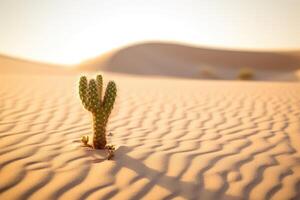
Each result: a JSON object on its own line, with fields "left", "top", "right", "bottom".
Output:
{"left": 0, "top": 0, "right": 299, "bottom": 64}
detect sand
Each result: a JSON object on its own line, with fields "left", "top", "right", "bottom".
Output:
{"left": 1, "top": 57, "right": 300, "bottom": 200}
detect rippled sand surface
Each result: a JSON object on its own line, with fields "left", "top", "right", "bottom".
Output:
{"left": 1, "top": 72, "right": 300, "bottom": 200}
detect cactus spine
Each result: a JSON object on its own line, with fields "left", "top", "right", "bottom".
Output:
{"left": 79, "top": 75, "right": 117, "bottom": 149}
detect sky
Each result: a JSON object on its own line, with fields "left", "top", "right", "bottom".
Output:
{"left": 0, "top": 0, "right": 299, "bottom": 65}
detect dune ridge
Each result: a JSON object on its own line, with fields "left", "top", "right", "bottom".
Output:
{"left": 1, "top": 66, "right": 300, "bottom": 199}
{"left": 78, "top": 42, "right": 300, "bottom": 81}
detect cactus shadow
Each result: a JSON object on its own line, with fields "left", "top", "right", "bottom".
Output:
{"left": 82, "top": 147, "right": 108, "bottom": 163}
{"left": 108, "top": 146, "right": 241, "bottom": 200}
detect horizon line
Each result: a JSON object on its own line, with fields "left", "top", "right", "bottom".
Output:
{"left": 1, "top": 40, "right": 300, "bottom": 66}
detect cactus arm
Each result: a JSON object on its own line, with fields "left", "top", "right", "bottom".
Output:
{"left": 103, "top": 81, "right": 117, "bottom": 118}
{"left": 88, "top": 79, "right": 100, "bottom": 112}
{"left": 93, "top": 81, "right": 116, "bottom": 149}
{"left": 79, "top": 76, "right": 91, "bottom": 111}
{"left": 96, "top": 75, "right": 103, "bottom": 103}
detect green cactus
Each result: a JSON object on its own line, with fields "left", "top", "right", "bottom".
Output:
{"left": 79, "top": 74, "right": 117, "bottom": 149}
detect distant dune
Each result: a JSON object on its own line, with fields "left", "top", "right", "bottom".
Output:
{"left": 78, "top": 42, "right": 300, "bottom": 81}
{"left": 1, "top": 42, "right": 300, "bottom": 81}
{"left": 0, "top": 55, "right": 68, "bottom": 74}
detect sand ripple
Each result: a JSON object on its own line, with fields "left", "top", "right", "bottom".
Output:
{"left": 1, "top": 73, "right": 300, "bottom": 200}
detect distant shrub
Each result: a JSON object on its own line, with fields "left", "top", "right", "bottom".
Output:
{"left": 238, "top": 68, "right": 254, "bottom": 80}
{"left": 199, "top": 66, "right": 219, "bottom": 79}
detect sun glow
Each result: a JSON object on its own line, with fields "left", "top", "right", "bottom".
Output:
{"left": 0, "top": 0, "right": 300, "bottom": 65}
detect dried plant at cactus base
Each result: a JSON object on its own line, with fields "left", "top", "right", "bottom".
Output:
{"left": 79, "top": 75, "right": 117, "bottom": 149}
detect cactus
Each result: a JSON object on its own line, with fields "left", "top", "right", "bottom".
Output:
{"left": 79, "top": 74, "right": 117, "bottom": 149}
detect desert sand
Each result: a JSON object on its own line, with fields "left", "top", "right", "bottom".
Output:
{"left": 1, "top": 46, "right": 300, "bottom": 200}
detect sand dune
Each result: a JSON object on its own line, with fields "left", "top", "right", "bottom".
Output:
{"left": 1, "top": 59, "right": 300, "bottom": 200}
{"left": 0, "top": 55, "right": 69, "bottom": 74}
{"left": 78, "top": 42, "right": 300, "bottom": 81}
